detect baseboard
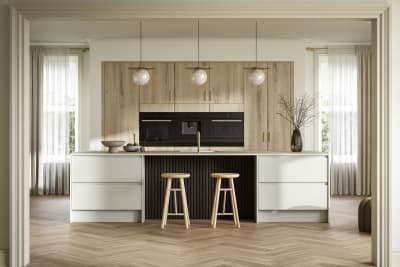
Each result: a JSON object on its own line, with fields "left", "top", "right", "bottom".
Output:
{"left": 0, "top": 249, "right": 8, "bottom": 267}
{"left": 70, "top": 210, "right": 142, "bottom": 223}
{"left": 256, "top": 210, "right": 328, "bottom": 223}
{"left": 393, "top": 251, "right": 400, "bottom": 267}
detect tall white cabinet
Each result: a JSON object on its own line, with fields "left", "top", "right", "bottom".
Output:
{"left": 256, "top": 155, "right": 329, "bottom": 222}
{"left": 70, "top": 154, "right": 145, "bottom": 223}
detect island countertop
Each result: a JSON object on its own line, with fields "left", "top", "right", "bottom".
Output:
{"left": 72, "top": 151, "right": 328, "bottom": 157}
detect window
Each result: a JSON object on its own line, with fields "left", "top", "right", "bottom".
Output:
{"left": 42, "top": 54, "right": 79, "bottom": 160}
{"left": 68, "top": 55, "right": 79, "bottom": 154}
{"left": 317, "top": 54, "right": 329, "bottom": 153}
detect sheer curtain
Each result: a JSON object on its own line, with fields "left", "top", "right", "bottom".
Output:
{"left": 31, "top": 48, "right": 76, "bottom": 195}
{"left": 328, "top": 47, "right": 358, "bottom": 195}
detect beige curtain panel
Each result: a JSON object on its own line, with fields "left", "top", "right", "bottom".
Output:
{"left": 356, "top": 46, "right": 372, "bottom": 196}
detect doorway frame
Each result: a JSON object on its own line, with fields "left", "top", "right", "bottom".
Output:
{"left": 9, "top": 3, "right": 391, "bottom": 267}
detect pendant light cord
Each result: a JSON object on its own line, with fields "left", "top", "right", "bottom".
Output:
{"left": 255, "top": 20, "right": 258, "bottom": 68}
{"left": 139, "top": 20, "right": 143, "bottom": 67}
{"left": 197, "top": 20, "right": 200, "bottom": 66}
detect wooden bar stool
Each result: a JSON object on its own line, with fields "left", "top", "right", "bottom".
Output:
{"left": 161, "top": 173, "right": 190, "bottom": 229}
{"left": 210, "top": 173, "right": 240, "bottom": 228}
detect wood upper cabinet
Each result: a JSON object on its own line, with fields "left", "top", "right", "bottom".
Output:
{"left": 244, "top": 62, "right": 269, "bottom": 151}
{"left": 102, "top": 62, "right": 140, "bottom": 144}
{"left": 139, "top": 62, "right": 174, "bottom": 104}
{"left": 244, "top": 62, "right": 293, "bottom": 152}
{"left": 209, "top": 63, "right": 244, "bottom": 104}
{"left": 174, "top": 62, "right": 211, "bottom": 103}
{"left": 267, "top": 62, "right": 293, "bottom": 152}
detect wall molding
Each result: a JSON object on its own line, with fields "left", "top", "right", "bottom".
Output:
{"left": 10, "top": 6, "right": 30, "bottom": 267}
{"left": 9, "top": 2, "right": 392, "bottom": 267}
{"left": 393, "top": 251, "right": 400, "bottom": 267}
{"left": 0, "top": 249, "right": 8, "bottom": 267}
{"left": 15, "top": 3, "right": 388, "bottom": 20}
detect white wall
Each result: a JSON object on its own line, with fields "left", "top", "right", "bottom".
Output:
{"left": 0, "top": 3, "right": 9, "bottom": 262}
{"left": 86, "top": 20, "right": 317, "bottom": 151}
{"left": 88, "top": 38, "right": 140, "bottom": 150}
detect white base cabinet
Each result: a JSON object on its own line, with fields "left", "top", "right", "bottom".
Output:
{"left": 256, "top": 155, "right": 329, "bottom": 223}
{"left": 70, "top": 155, "right": 145, "bottom": 223}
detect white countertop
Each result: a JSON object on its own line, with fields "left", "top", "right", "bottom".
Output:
{"left": 72, "top": 150, "right": 328, "bottom": 157}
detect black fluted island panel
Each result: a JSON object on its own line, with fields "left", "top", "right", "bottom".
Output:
{"left": 145, "top": 156, "right": 256, "bottom": 220}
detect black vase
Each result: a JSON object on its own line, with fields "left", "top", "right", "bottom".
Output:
{"left": 291, "top": 128, "right": 303, "bottom": 152}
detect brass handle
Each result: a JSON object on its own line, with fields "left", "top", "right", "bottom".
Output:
{"left": 169, "top": 89, "right": 171, "bottom": 102}
{"left": 262, "top": 131, "right": 265, "bottom": 143}
{"left": 209, "top": 89, "right": 212, "bottom": 102}
{"left": 203, "top": 90, "right": 206, "bottom": 101}
{"left": 267, "top": 132, "right": 271, "bottom": 143}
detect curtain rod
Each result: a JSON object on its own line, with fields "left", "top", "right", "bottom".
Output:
{"left": 30, "top": 42, "right": 89, "bottom": 47}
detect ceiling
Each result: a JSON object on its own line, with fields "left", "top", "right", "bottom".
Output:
{"left": 2, "top": 0, "right": 387, "bottom": 5}
{"left": 30, "top": 19, "right": 371, "bottom": 45}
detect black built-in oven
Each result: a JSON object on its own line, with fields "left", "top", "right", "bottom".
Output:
{"left": 139, "top": 112, "right": 244, "bottom": 146}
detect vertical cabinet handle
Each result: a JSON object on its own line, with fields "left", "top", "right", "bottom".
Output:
{"left": 209, "top": 89, "right": 212, "bottom": 102}
{"left": 262, "top": 131, "right": 265, "bottom": 143}
{"left": 203, "top": 90, "right": 206, "bottom": 101}
{"left": 267, "top": 132, "right": 271, "bottom": 143}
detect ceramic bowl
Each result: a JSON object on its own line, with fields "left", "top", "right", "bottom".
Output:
{"left": 101, "top": 141, "right": 125, "bottom": 153}
{"left": 123, "top": 145, "right": 140, "bottom": 152}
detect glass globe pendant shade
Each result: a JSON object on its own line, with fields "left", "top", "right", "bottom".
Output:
{"left": 191, "top": 68, "right": 208, "bottom": 86}
{"left": 133, "top": 68, "right": 150, "bottom": 86}
{"left": 248, "top": 69, "right": 265, "bottom": 86}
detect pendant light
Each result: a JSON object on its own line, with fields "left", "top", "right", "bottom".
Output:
{"left": 246, "top": 21, "right": 268, "bottom": 86}
{"left": 130, "top": 20, "right": 153, "bottom": 86}
{"left": 188, "top": 21, "right": 210, "bottom": 86}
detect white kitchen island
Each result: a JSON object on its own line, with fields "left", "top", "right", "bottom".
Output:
{"left": 70, "top": 151, "right": 328, "bottom": 223}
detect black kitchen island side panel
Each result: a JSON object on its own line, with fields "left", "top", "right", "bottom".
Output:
{"left": 145, "top": 156, "right": 256, "bottom": 220}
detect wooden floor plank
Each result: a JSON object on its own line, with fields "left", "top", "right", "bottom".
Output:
{"left": 29, "top": 196, "right": 372, "bottom": 267}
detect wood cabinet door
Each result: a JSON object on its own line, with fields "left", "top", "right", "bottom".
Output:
{"left": 210, "top": 62, "right": 244, "bottom": 104}
{"left": 267, "top": 62, "right": 293, "bottom": 152}
{"left": 103, "top": 62, "right": 140, "bottom": 144}
{"left": 244, "top": 63, "right": 269, "bottom": 151}
{"left": 139, "top": 62, "right": 174, "bottom": 104}
{"left": 174, "top": 62, "right": 210, "bottom": 103}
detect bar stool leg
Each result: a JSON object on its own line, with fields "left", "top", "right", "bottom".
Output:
{"left": 229, "top": 178, "right": 240, "bottom": 228}
{"left": 211, "top": 178, "right": 219, "bottom": 225}
{"left": 161, "top": 178, "right": 172, "bottom": 229}
{"left": 212, "top": 178, "right": 222, "bottom": 228}
{"left": 180, "top": 178, "right": 190, "bottom": 229}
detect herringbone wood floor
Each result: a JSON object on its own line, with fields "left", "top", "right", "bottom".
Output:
{"left": 29, "top": 196, "right": 372, "bottom": 267}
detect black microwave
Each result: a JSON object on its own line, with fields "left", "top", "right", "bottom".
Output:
{"left": 139, "top": 112, "right": 244, "bottom": 146}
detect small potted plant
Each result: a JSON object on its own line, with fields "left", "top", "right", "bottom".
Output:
{"left": 277, "top": 94, "right": 319, "bottom": 152}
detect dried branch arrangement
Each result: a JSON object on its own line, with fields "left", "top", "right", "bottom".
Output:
{"left": 277, "top": 94, "right": 319, "bottom": 129}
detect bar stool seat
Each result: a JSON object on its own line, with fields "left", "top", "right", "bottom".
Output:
{"left": 210, "top": 173, "right": 240, "bottom": 179}
{"left": 210, "top": 172, "right": 240, "bottom": 228}
{"left": 161, "top": 173, "right": 190, "bottom": 229}
{"left": 161, "top": 173, "right": 190, "bottom": 179}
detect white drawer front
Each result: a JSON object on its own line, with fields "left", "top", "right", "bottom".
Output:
{"left": 258, "top": 156, "right": 328, "bottom": 182}
{"left": 71, "top": 156, "right": 143, "bottom": 182}
{"left": 258, "top": 183, "right": 327, "bottom": 210}
{"left": 71, "top": 183, "right": 142, "bottom": 210}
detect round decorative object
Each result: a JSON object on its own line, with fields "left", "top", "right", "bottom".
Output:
{"left": 123, "top": 144, "right": 140, "bottom": 152}
{"left": 132, "top": 68, "right": 150, "bottom": 86}
{"left": 248, "top": 69, "right": 265, "bottom": 86}
{"left": 290, "top": 128, "right": 303, "bottom": 152}
{"left": 191, "top": 68, "right": 208, "bottom": 85}
{"left": 101, "top": 141, "right": 125, "bottom": 153}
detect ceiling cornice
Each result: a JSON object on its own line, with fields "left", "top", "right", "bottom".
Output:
{"left": 13, "top": 3, "right": 389, "bottom": 20}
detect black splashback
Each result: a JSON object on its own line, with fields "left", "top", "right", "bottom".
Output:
{"left": 145, "top": 156, "right": 255, "bottom": 220}
{"left": 140, "top": 112, "right": 244, "bottom": 146}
